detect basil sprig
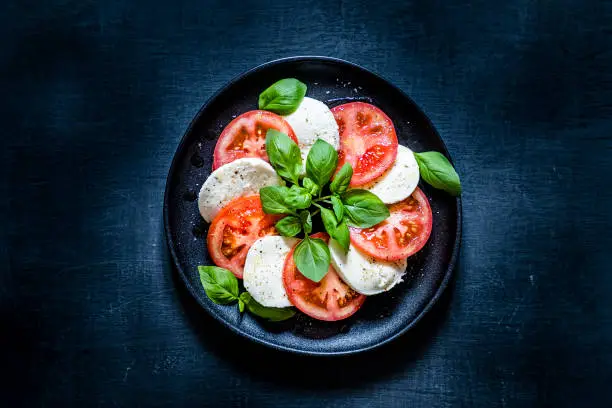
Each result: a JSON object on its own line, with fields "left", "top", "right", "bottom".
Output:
{"left": 258, "top": 129, "right": 391, "bottom": 281}
{"left": 414, "top": 151, "right": 461, "bottom": 196}
{"left": 258, "top": 78, "right": 307, "bottom": 115}
{"left": 198, "top": 266, "right": 295, "bottom": 321}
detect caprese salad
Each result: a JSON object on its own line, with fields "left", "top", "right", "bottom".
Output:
{"left": 197, "top": 78, "right": 461, "bottom": 323}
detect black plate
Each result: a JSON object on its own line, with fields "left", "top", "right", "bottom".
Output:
{"left": 164, "top": 56, "right": 461, "bottom": 355}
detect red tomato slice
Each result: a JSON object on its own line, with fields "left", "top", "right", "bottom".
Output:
{"left": 350, "top": 187, "right": 432, "bottom": 261}
{"left": 282, "top": 233, "right": 366, "bottom": 321}
{"left": 207, "top": 195, "right": 281, "bottom": 278}
{"left": 331, "top": 102, "right": 398, "bottom": 186}
{"left": 213, "top": 110, "right": 298, "bottom": 169}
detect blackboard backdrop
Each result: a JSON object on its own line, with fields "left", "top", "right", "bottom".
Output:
{"left": 2, "top": 0, "right": 611, "bottom": 406}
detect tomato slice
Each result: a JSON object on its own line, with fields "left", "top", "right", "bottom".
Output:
{"left": 350, "top": 187, "right": 432, "bottom": 261}
{"left": 331, "top": 102, "right": 398, "bottom": 186}
{"left": 282, "top": 233, "right": 366, "bottom": 321}
{"left": 207, "top": 195, "right": 281, "bottom": 278}
{"left": 213, "top": 110, "right": 298, "bottom": 169}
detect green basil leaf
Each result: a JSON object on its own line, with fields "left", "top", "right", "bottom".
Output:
{"left": 285, "top": 185, "right": 312, "bottom": 209}
{"left": 330, "top": 163, "right": 353, "bottom": 194}
{"left": 275, "top": 216, "right": 302, "bottom": 237}
{"left": 265, "top": 129, "right": 302, "bottom": 184}
{"left": 341, "top": 189, "right": 390, "bottom": 228}
{"left": 320, "top": 208, "right": 350, "bottom": 252}
{"left": 259, "top": 186, "right": 293, "bottom": 214}
{"left": 198, "top": 266, "right": 239, "bottom": 305}
{"left": 413, "top": 151, "right": 461, "bottom": 196}
{"left": 305, "top": 139, "right": 338, "bottom": 187}
{"left": 331, "top": 195, "right": 344, "bottom": 221}
{"left": 238, "top": 298, "right": 245, "bottom": 313}
{"left": 240, "top": 292, "right": 296, "bottom": 321}
{"left": 320, "top": 207, "right": 338, "bottom": 234}
{"left": 293, "top": 236, "right": 331, "bottom": 282}
{"left": 299, "top": 210, "right": 312, "bottom": 234}
{"left": 333, "top": 221, "right": 350, "bottom": 252}
{"left": 302, "top": 177, "right": 319, "bottom": 196}
{"left": 258, "top": 78, "right": 307, "bottom": 115}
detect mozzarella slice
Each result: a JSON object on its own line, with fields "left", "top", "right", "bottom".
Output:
{"left": 283, "top": 97, "right": 340, "bottom": 166}
{"left": 329, "top": 240, "right": 407, "bottom": 295}
{"left": 243, "top": 236, "right": 299, "bottom": 308}
{"left": 198, "top": 158, "right": 282, "bottom": 222}
{"left": 362, "top": 145, "right": 420, "bottom": 204}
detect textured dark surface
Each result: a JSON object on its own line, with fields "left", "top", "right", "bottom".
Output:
{"left": 2, "top": 0, "right": 612, "bottom": 406}
{"left": 165, "top": 57, "right": 461, "bottom": 354}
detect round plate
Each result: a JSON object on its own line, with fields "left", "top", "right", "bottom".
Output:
{"left": 164, "top": 57, "right": 461, "bottom": 355}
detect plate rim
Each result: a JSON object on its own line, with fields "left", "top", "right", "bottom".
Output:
{"left": 163, "top": 56, "right": 463, "bottom": 356}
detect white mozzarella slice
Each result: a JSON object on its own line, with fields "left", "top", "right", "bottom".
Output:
{"left": 283, "top": 97, "right": 340, "bottom": 166}
{"left": 329, "top": 240, "right": 407, "bottom": 295}
{"left": 243, "top": 236, "right": 299, "bottom": 308}
{"left": 198, "top": 158, "right": 282, "bottom": 222}
{"left": 363, "top": 145, "right": 420, "bottom": 204}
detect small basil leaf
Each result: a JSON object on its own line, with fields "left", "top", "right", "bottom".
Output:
{"left": 258, "top": 78, "right": 307, "bottom": 115}
{"left": 240, "top": 292, "right": 296, "bottom": 321}
{"left": 302, "top": 177, "right": 319, "bottom": 196}
{"left": 275, "top": 216, "right": 302, "bottom": 237}
{"left": 293, "top": 236, "right": 331, "bottom": 282}
{"left": 305, "top": 139, "right": 338, "bottom": 187}
{"left": 341, "top": 189, "right": 390, "bottom": 228}
{"left": 320, "top": 207, "right": 338, "bottom": 234}
{"left": 331, "top": 195, "right": 344, "bottom": 221}
{"left": 414, "top": 151, "right": 461, "bottom": 196}
{"left": 238, "top": 299, "right": 245, "bottom": 313}
{"left": 286, "top": 185, "right": 312, "bottom": 209}
{"left": 330, "top": 163, "right": 353, "bottom": 194}
{"left": 320, "top": 208, "right": 350, "bottom": 252}
{"left": 299, "top": 210, "right": 312, "bottom": 234}
{"left": 259, "top": 186, "right": 293, "bottom": 214}
{"left": 198, "top": 266, "right": 239, "bottom": 305}
{"left": 334, "top": 221, "right": 350, "bottom": 252}
{"left": 265, "top": 129, "right": 302, "bottom": 184}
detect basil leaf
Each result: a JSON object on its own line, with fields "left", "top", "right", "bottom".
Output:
{"left": 302, "top": 177, "right": 319, "bottom": 196}
{"left": 305, "top": 139, "right": 338, "bottom": 187}
{"left": 333, "top": 221, "right": 350, "bottom": 252}
{"left": 293, "top": 236, "right": 331, "bottom": 282}
{"left": 320, "top": 208, "right": 350, "bottom": 252}
{"left": 265, "top": 129, "right": 302, "bottom": 184}
{"left": 341, "top": 189, "right": 390, "bottom": 228}
{"left": 414, "top": 151, "right": 461, "bottom": 196}
{"left": 258, "top": 78, "right": 307, "bottom": 115}
{"left": 286, "top": 185, "right": 312, "bottom": 209}
{"left": 238, "top": 298, "right": 245, "bottom": 313}
{"left": 299, "top": 210, "right": 312, "bottom": 234}
{"left": 198, "top": 266, "right": 239, "bottom": 305}
{"left": 239, "top": 292, "right": 296, "bottom": 321}
{"left": 331, "top": 195, "right": 344, "bottom": 221}
{"left": 275, "top": 216, "right": 302, "bottom": 237}
{"left": 260, "top": 186, "right": 292, "bottom": 214}
{"left": 330, "top": 163, "right": 353, "bottom": 194}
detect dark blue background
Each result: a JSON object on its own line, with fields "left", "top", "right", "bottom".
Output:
{"left": 2, "top": 0, "right": 612, "bottom": 406}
